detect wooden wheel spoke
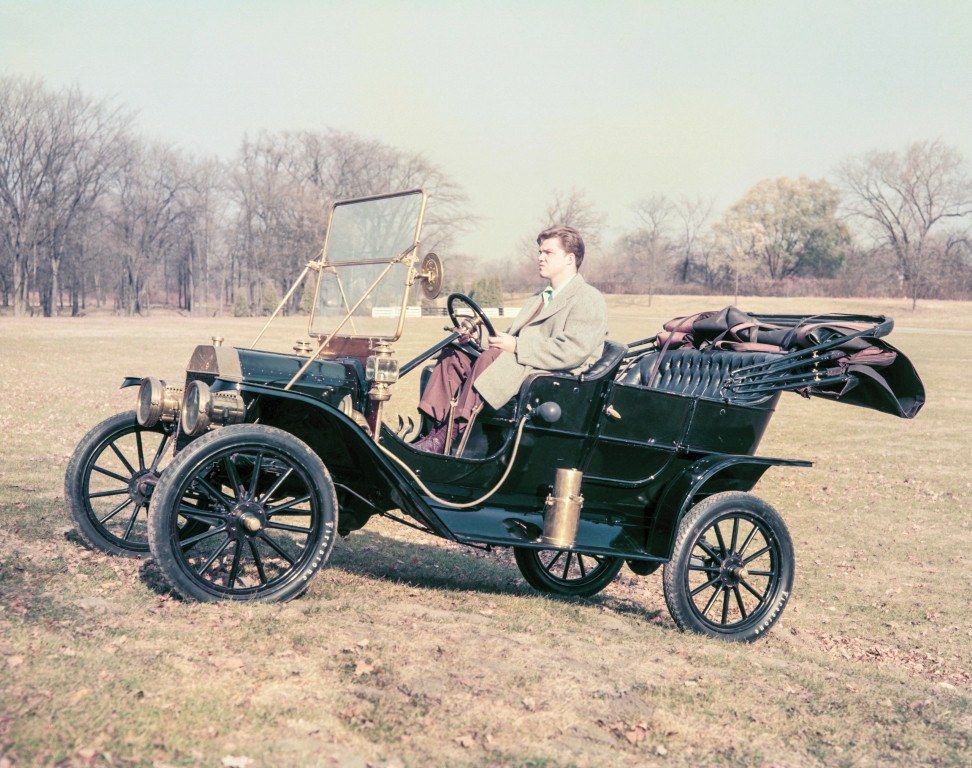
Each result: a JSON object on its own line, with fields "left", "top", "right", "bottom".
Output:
{"left": 135, "top": 431, "right": 145, "bottom": 471}
{"left": 109, "top": 442, "right": 137, "bottom": 476}
{"left": 227, "top": 542, "right": 243, "bottom": 589}
{"left": 738, "top": 524, "right": 759, "bottom": 558}
{"left": 93, "top": 465, "right": 130, "bottom": 483}
{"left": 194, "top": 475, "right": 234, "bottom": 508}
{"left": 743, "top": 545, "right": 772, "bottom": 565}
{"left": 690, "top": 573, "right": 722, "bottom": 596}
{"left": 266, "top": 521, "right": 312, "bottom": 534}
{"left": 247, "top": 453, "right": 263, "bottom": 498}
{"left": 733, "top": 585, "right": 748, "bottom": 619}
{"left": 181, "top": 525, "right": 227, "bottom": 550}
{"left": 260, "top": 468, "right": 294, "bottom": 503}
{"left": 267, "top": 494, "right": 312, "bottom": 516}
{"left": 223, "top": 457, "right": 243, "bottom": 499}
{"left": 89, "top": 487, "right": 130, "bottom": 499}
{"left": 121, "top": 502, "right": 142, "bottom": 540}
{"left": 695, "top": 538, "right": 722, "bottom": 562}
{"left": 701, "top": 584, "right": 722, "bottom": 616}
{"left": 98, "top": 498, "right": 132, "bottom": 525}
{"left": 197, "top": 536, "right": 232, "bottom": 575}
{"left": 248, "top": 539, "right": 268, "bottom": 585}
{"left": 712, "top": 522, "right": 728, "bottom": 556}
{"left": 258, "top": 532, "right": 296, "bottom": 565}
{"left": 739, "top": 577, "right": 765, "bottom": 601}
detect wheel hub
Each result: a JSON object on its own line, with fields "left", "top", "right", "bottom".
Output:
{"left": 128, "top": 469, "right": 158, "bottom": 506}
{"left": 230, "top": 500, "right": 265, "bottom": 536}
{"left": 720, "top": 553, "right": 746, "bottom": 587}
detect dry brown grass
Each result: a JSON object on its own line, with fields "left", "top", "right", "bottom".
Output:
{"left": 0, "top": 295, "right": 969, "bottom": 767}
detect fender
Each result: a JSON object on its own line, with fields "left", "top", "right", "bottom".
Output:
{"left": 120, "top": 376, "right": 143, "bottom": 389}
{"left": 229, "top": 380, "right": 454, "bottom": 540}
{"left": 645, "top": 453, "right": 811, "bottom": 559}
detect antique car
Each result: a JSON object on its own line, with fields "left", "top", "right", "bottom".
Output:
{"left": 65, "top": 189, "right": 925, "bottom": 642}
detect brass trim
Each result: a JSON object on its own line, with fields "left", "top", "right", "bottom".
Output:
{"left": 306, "top": 189, "right": 427, "bottom": 345}
{"left": 186, "top": 345, "right": 243, "bottom": 382}
{"left": 541, "top": 468, "right": 584, "bottom": 548}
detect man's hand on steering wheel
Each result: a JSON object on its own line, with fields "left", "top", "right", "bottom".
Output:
{"left": 447, "top": 293, "right": 497, "bottom": 353}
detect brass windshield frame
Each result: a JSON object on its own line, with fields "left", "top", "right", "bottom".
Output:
{"left": 306, "top": 188, "right": 428, "bottom": 344}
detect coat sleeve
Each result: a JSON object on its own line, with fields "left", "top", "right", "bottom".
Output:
{"left": 514, "top": 288, "right": 607, "bottom": 370}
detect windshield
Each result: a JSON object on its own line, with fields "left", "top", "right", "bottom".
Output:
{"left": 308, "top": 190, "right": 426, "bottom": 340}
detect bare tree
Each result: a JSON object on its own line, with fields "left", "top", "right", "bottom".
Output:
{"left": 839, "top": 140, "right": 972, "bottom": 308}
{"left": 0, "top": 78, "right": 128, "bottom": 316}
{"left": 0, "top": 77, "right": 57, "bottom": 316}
{"left": 543, "top": 188, "right": 607, "bottom": 247}
{"left": 673, "top": 196, "right": 715, "bottom": 285}
{"left": 107, "top": 141, "right": 188, "bottom": 315}
{"left": 621, "top": 195, "right": 675, "bottom": 303}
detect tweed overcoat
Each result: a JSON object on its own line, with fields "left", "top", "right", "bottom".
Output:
{"left": 473, "top": 273, "right": 607, "bottom": 409}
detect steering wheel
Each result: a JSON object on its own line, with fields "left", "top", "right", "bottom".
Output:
{"left": 398, "top": 293, "right": 499, "bottom": 380}
{"left": 447, "top": 292, "right": 496, "bottom": 350}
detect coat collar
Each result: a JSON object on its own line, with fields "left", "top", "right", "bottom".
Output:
{"left": 509, "top": 273, "right": 586, "bottom": 334}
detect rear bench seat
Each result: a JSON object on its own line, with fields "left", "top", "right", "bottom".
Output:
{"left": 620, "top": 348, "right": 782, "bottom": 400}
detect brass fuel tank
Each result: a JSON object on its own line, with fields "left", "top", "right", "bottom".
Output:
{"left": 541, "top": 468, "right": 584, "bottom": 549}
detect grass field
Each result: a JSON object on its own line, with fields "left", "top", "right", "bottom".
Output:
{"left": 0, "top": 294, "right": 969, "bottom": 767}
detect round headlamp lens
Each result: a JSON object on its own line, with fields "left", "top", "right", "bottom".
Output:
{"left": 180, "top": 380, "right": 211, "bottom": 436}
{"left": 136, "top": 377, "right": 164, "bottom": 426}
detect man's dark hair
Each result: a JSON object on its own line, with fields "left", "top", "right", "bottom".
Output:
{"left": 537, "top": 225, "right": 585, "bottom": 268}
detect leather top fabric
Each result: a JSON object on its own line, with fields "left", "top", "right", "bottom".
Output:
{"left": 621, "top": 349, "right": 782, "bottom": 400}
{"left": 473, "top": 273, "right": 608, "bottom": 410}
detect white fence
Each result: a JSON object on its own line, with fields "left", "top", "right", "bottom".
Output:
{"left": 371, "top": 306, "right": 521, "bottom": 318}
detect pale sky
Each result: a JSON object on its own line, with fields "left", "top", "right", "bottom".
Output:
{"left": 2, "top": 1, "right": 970, "bottom": 261}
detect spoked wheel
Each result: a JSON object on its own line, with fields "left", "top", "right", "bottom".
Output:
{"left": 148, "top": 424, "right": 338, "bottom": 602}
{"left": 663, "top": 492, "right": 794, "bottom": 642}
{"left": 65, "top": 410, "right": 174, "bottom": 557}
{"left": 514, "top": 547, "right": 624, "bottom": 597}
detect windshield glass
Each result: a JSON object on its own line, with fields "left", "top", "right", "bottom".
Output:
{"left": 308, "top": 190, "right": 425, "bottom": 340}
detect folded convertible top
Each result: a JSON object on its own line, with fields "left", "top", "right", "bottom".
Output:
{"left": 625, "top": 306, "right": 925, "bottom": 418}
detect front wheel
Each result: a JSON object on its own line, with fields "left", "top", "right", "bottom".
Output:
{"left": 148, "top": 424, "right": 338, "bottom": 602}
{"left": 514, "top": 547, "right": 624, "bottom": 597}
{"left": 64, "top": 410, "right": 171, "bottom": 557}
{"left": 662, "top": 492, "right": 794, "bottom": 642}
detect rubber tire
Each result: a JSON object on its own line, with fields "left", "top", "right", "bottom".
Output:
{"left": 147, "top": 424, "right": 339, "bottom": 603}
{"left": 662, "top": 492, "right": 794, "bottom": 642}
{"left": 513, "top": 547, "right": 624, "bottom": 597}
{"left": 64, "top": 410, "right": 163, "bottom": 558}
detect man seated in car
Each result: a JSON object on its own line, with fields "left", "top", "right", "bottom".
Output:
{"left": 414, "top": 225, "right": 608, "bottom": 453}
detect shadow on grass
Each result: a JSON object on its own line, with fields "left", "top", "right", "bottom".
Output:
{"left": 331, "top": 529, "right": 664, "bottom": 624}
{"left": 129, "top": 527, "right": 664, "bottom": 624}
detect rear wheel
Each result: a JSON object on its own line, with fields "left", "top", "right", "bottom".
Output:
{"left": 513, "top": 547, "right": 623, "bottom": 597}
{"left": 147, "top": 424, "right": 338, "bottom": 602}
{"left": 662, "top": 492, "right": 794, "bottom": 642}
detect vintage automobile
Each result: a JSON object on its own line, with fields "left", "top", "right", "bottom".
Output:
{"left": 65, "top": 189, "right": 925, "bottom": 641}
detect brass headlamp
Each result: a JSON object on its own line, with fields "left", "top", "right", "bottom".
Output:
{"left": 180, "top": 380, "right": 246, "bottom": 437}
{"left": 136, "top": 377, "right": 184, "bottom": 427}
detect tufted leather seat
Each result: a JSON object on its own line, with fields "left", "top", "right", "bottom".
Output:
{"left": 620, "top": 348, "right": 782, "bottom": 399}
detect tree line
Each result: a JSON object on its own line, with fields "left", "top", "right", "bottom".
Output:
{"left": 1, "top": 76, "right": 969, "bottom": 317}
{"left": 501, "top": 143, "right": 971, "bottom": 309}
{"left": 0, "top": 77, "right": 468, "bottom": 317}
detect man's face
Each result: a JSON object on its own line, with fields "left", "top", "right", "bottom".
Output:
{"left": 536, "top": 237, "right": 574, "bottom": 281}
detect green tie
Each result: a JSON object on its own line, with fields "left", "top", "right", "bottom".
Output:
{"left": 541, "top": 287, "right": 554, "bottom": 305}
